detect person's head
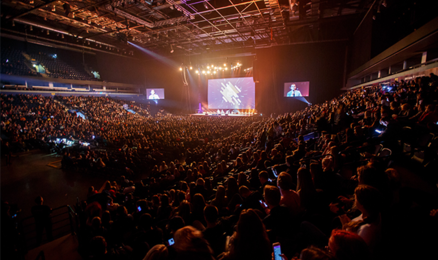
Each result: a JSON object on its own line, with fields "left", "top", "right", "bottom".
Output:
{"left": 356, "top": 165, "right": 387, "bottom": 191}
{"left": 401, "top": 103, "right": 411, "bottom": 111}
{"left": 229, "top": 209, "right": 271, "bottom": 260}
{"left": 160, "top": 194, "right": 169, "bottom": 207}
{"left": 291, "top": 84, "right": 297, "bottom": 90}
{"left": 226, "top": 177, "right": 238, "bottom": 194}
{"left": 238, "top": 172, "right": 247, "bottom": 186}
{"left": 173, "top": 226, "right": 213, "bottom": 256}
{"left": 297, "top": 167, "right": 315, "bottom": 193}
{"left": 143, "top": 244, "right": 168, "bottom": 260}
{"left": 263, "top": 185, "right": 281, "bottom": 208}
{"left": 215, "top": 185, "right": 225, "bottom": 200}
{"left": 385, "top": 168, "right": 401, "bottom": 190}
{"left": 258, "top": 171, "right": 269, "bottom": 184}
{"left": 239, "top": 185, "right": 251, "bottom": 198}
{"left": 139, "top": 213, "right": 153, "bottom": 230}
{"left": 286, "top": 155, "right": 294, "bottom": 167}
{"left": 91, "top": 216, "right": 102, "bottom": 230}
{"left": 167, "top": 216, "right": 185, "bottom": 235}
{"left": 354, "top": 184, "right": 383, "bottom": 217}
{"left": 191, "top": 193, "right": 206, "bottom": 212}
{"left": 177, "top": 200, "right": 191, "bottom": 219}
{"left": 300, "top": 246, "right": 333, "bottom": 260}
{"left": 90, "top": 236, "right": 107, "bottom": 256}
{"left": 150, "top": 90, "right": 155, "bottom": 95}
{"left": 277, "top": 172, "right": 294, "bottom": 191}
{"left": 328, "top": 230, "right": 369, "bottom": 260}
{"left": 204, "top": 205, "right": 218, "bottom": 225}
{"left": 35, "top": 196, "right": 43, "bottom": 205}
{"left": 196, "top": 178, "right": 205, "bottom": 187}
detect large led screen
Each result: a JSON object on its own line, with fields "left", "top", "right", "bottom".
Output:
{"left": 146, "top": 88, "right": 165, "bottom": 100}
{"left": 208, "top": 77, "right": 255, "bottom": 109}
{"left": 284, "top": 81, "right": 310, "bottom": 97}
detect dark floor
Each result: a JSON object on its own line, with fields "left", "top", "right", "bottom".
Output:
{"left": 1, "top": 151, "right": 110, "bottom": 219}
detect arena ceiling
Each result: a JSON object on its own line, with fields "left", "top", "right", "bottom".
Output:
{"left": 1, "top": 0, "right": 375, "bottom": 55}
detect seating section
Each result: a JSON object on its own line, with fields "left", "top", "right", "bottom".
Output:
{"left": 1, "top": 46, "right": 40, "bottom": 77}
{"left": 1, "top": 45, "right": 100, "bottom": 81}
{"left": 1, "top": 75, "right": 438, "bottom": 260}
{"left": 28, "top": 52, "right": 97, "bottom": 81}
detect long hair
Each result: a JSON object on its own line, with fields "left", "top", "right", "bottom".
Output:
{"left": 226, "top": 177, "right": 239, "bottom": 200}
{"left": 228, "top": 209, "right": 271, "bottom": 260}
{"left": 329, "top": 229, "right": 369, "bottom": 260}
{"left": 297, "top": 168, "right": 317, "bottom": 210}
{"left": 345, "top": 185, "right": 382, "bottom": 231}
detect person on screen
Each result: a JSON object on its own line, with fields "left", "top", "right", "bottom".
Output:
{"left": 148, "top": 90, "right": 160, "bottom": 100}
{"left": 287, "top": 84, "right": 302, "bottom": 97}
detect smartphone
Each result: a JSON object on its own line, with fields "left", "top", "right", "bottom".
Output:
{"left": 137, "top": 206, "right": 142, "bottom": 211}
{"left": 273, "top": 242, "right": 282, "bottom": 260}
{"left": 272, "top": 168, "right": 278, "bottom": 178}
{"left": 12, "top": 214, "right": 17, "bottom": 218}
{"left": 259, "top": 200, "right": 268, "bottom": 208}
{"left": 168, "top": 238, "right": 175, "bottom": 246}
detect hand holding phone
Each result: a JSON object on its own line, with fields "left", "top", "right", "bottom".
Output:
{"left": 273, "top": 242, "right": 283, "bottom": 260}
{"left": 168, "top": 238, "right": 175, "bottom": 246}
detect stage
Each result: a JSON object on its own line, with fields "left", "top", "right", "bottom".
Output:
{"left": 190, "top": 113, "right": 255, "bottom": 117}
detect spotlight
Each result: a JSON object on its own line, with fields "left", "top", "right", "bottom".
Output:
{"left": 189, "top": 66, "right": 193, "bottom": 70}
{"left": 224, "top": 63, "right": 226, "bottom": 66}
{"left": 207, "top": 71, "right": 210, "bottom": 74}
{"left": 213, "top": 71, "right": 216, "bottom": 74}
{"left": 207, "top": 66, "right": 210, "bottom": 69}
{"left": 225, "top": 67, "right": 228, "bottom": 70}
{"left": 211, "top": 64, "right": 214, "bottom": 68}
{"left": 195, "top": 70, "right": 199, "bottom": 74}
{"left": 202, "top": 70, "right": 205, "bottom": 74}
{"left": 179, "top": 67, "right": 182, "bottom": 71}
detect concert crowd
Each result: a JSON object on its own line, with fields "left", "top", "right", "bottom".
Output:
{"left": 2, "top": 74, "right": 438, "bottom": 260}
